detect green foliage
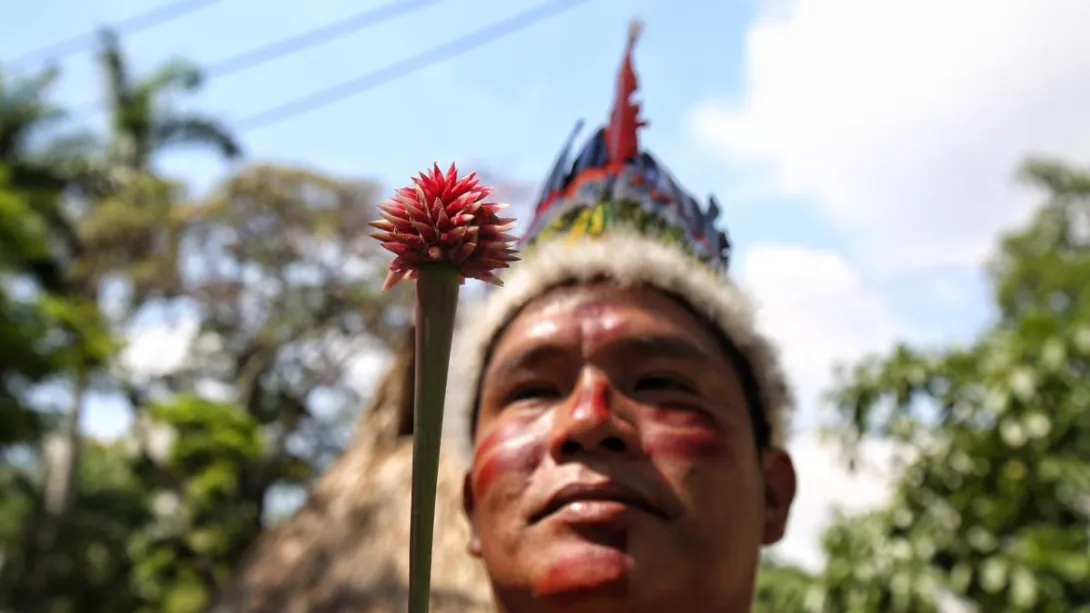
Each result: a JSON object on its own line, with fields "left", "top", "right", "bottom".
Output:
{"left": 0, "top": 38, "right": 275, "bottom": 612}
{"left": 754, "top": 559, "right": 823, "bottom": 612}
{"left": 0, "top": 397, "right": 267, "bottom": 613}
{"left": 73, "top": 172, "right": 189, "bottom": 304}
{"left": 0, "top": 40, "right": 404, "bottom": 610}
{"left": 0, "top": 168, "right": 113, "bottom": 445}
{"left": 811, "top": 510, "right": 943, "bottom": 613}
{"left": 0, "top": 439, "right": 150, "bottom": 612}
{"left": 802, "top": 158, "right": 1090, "bottom": 612}
{"left": 126, "top": 396, "right": 265, "bottom": 613}
{"left": 179, "top": 163, "right": 409, "bottom": 473}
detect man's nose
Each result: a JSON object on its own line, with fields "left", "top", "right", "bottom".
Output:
{"left": 547, "top": 373, "right": 640, "bottom": 461}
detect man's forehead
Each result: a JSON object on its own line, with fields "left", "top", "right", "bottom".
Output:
{"left": 521, "top": 283, "right": 617, "bottom": 315}
{"left": 511, "top": 284, "right": 666, "bottom": 334}
{"left": 490, "top": 283, "right": 722, "bottom": 361}
{"left": 517, "top": 282, "right": 680, "bottom": 315}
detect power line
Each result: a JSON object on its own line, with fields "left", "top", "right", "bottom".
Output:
{"left": 70, "top": 0, "right": 444, "bottom": 118}
{"left": 236, "top": 0, "right": 592, "bottom": 133}
{"left": 7, "top": 0, "right": 224, "bottom": 68}
{"left": 205, "top": 0, "right": 443, "bottom": 79}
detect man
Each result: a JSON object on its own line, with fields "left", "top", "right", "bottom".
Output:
{"left": 446, "top": 23, "right": 798, "bottom": 613}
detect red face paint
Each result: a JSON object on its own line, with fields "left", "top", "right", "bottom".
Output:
{"left": 574, "top": 299, "right": 626, "bottom": 350}
{"left": 641, "top": 408, "right": 731, "bottom": 462}
{"left": 535, "top": 547, "right": 628, "bottom": 598}
{"left": 570, "top": 381, "right": 612, "bottom": 424}
{"left": 471, "top": 415, "right": 546, "bottom": 498}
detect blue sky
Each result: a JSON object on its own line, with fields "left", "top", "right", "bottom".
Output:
{"left": 10, "top": 0, "right": 748, "bottom": 187}
{"left": 8, "top": 0, "right": 860, "bottom": 263}
{"left": 15, "top": 0, "right": 1072, "bottom": 569}
{"left": 5, "top": 0, "right": 1001, "bottom": 458}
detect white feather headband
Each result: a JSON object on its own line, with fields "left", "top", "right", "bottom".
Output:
{"left": 444, "top": 232, "right": 794, "bottom": 465}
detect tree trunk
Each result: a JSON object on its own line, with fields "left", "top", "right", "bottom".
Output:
{"left": 23, "top": 369, "right": 89, "bottom": 611}
{"left": 44, "top": 371, "right": 87, "bottom": 516}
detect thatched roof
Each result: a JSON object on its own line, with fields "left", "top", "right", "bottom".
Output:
{"left": 208, "top": 330, "right": 493, "bottom": 612}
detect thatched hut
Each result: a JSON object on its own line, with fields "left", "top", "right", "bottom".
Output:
{"left": 207, "top": 329, "right": 493, "bottom": 612}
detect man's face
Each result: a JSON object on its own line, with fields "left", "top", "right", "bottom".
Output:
{"left": 463, "top": 284, "right": 797, "bottom": 613}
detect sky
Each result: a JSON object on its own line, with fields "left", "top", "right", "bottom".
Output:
{"left": 7, "top": 0, "right": 1090, "bottom": 571}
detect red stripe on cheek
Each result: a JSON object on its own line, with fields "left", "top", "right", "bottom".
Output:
{"left": 643, "top": 410, "right": 731, "bottom": 461}
{"left": 644, "top": 432, "right": 730, "bottom": 461}
{"left": 472, "top": 419, "right": 546, "bottom": 497}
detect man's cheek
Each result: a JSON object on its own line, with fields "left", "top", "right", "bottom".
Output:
{"left": 642, "top": 409, "right": 733, "bottom": 463}
{"left": 471, "top": 416, "right": 548, "bottom": 499}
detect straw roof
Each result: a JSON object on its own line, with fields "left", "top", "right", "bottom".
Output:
{"left": 207, "top": 329, "right": 493, "bottom": 612}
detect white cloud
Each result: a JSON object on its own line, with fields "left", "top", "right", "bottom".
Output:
{"left": 738, "top": 243, "right": 904, "bottom": 568}
{"left": 121, "top": 315, "right": 200, "bottom": 378}
{"left": 692, "top": 0, "right": 1090, "bottom": 271}
{"left": 771, "top": 432, "right": 900, "bottom": 570}
{"left": 739, "top": 243, "right": 901, "bottom": 429}
{"left": 345, "top": 347, "right": 393, "bottom": 400}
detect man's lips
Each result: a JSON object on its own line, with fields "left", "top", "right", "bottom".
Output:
{"left": 531, "top": 481, "right": 670, "bottom": 524}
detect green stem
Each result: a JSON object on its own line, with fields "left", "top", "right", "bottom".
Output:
{"left": 408, "top": 263, "right": 461, "bottom": 613}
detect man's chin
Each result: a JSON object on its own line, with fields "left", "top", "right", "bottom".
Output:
{"left": 530, "top": 537, "right": 632, "bottom": 600}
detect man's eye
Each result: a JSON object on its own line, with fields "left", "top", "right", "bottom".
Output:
{"left": 633, "top": 374, "right": 695, "bottom": 393}
{"left": 509, "top": 385, "right": 561, "bottom": 403}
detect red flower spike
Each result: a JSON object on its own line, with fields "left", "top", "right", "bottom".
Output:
{"left": 370, "top": 163, "right": 520, "bottom": 291}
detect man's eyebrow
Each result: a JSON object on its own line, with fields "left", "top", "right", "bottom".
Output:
{"left": 485, "top": 335, "right": 714, "bottom": 383}
{"left": 615, "top": 335, "right": 715, "bottom": 362}
{"left": 486, "top": 344, "right": 571, "bottom": 381}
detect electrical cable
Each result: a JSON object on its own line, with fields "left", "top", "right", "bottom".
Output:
{"left": 69, "top": 0, "right": 445, "bottom": 117}
{"left": 235, "top": 0, "right": 591, "bottom": 133}
{"left": 205, "top": 0, "right": 443, "bottom": 79}
{"left": 6, "top": 0, "right": 224, "bottom": 67}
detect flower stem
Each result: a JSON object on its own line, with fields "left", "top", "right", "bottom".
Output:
{"left": 408, "top": 263, "right": 461, "bottom": 613}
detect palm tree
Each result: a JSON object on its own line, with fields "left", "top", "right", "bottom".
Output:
{"left": 2, "top": 31, "right": 245, "bottom": 602}
{"left": 0, "top": 65, "right": 101, "bottom": 243}
{"left": 40, "top": 26, "right": 246, "bottom": 512}
{"left": 12, "top": 35, "right": 245, "bottom": 607}
{"left": 0, "top": 66, "right": 110, "bottom": 608}
{"left": 0, "top": 68, "right": 70, "bottom": 282}
{"left": 0, "top": 67, "right": 67, "bottom": 185}
{"left": 96, "top": 28, "right": 241, "bottom": 174}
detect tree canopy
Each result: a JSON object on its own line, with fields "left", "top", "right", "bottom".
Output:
{"left": 755, "top": 158, "right": 1090, "bottom": 613}
{"left": 0, "top": 30, "right": 406, "bottom": 613}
